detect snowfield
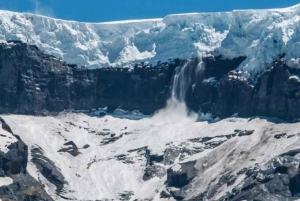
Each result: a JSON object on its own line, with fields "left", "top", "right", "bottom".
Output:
{"left": 3, "top": 103, "right": 300, "bottom": 200}
{"left": 1, "top": 4, "right": 300, "bottom": 74}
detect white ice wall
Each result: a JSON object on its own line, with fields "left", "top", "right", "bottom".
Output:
{"left": 1, "top": 4, "right": 300, "bottom": 74}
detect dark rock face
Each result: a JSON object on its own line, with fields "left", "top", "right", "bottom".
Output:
{"left": 31, "top": 146, "right": 66, "bottom": 194}
{"left": 160, "top": 190, "right": 171, "bottom": 198}
{"left": 167, "top": 161, "right": 197, "bottom": 188}
{"left": 0, "top": 117, "right": 27, "bottom": 175}
{"left": 1, "top": 41, "right": 300, "bottom": 121}
{"left": 0, "top": 173, "right": 53, "bottom": 201}
{"left": 118, "top": 191, "right": 134, "bottom": 200}
{"left": 186, "top": 55, "right": 300, "bottom": 121}
{"left": 143, "top": 164, "right": 166, "bottom": 181}
{"left": 58, "top": 141, "right": 79, "bottom": 156}
{"left": 0, "top": 42, "right": 177, "bottom": 115}
{"left": 1, "top": 141, "right": 27, "bottom": 175}
{"left": 0, "top": 117, "right": 53, "bottom": 201}
{"left": 0, "top": 41, "right": 246, "bottom": 117}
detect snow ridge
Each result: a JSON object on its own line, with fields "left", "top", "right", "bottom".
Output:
{"left": 1, "top": 4, "right": 300, "bottom": 73}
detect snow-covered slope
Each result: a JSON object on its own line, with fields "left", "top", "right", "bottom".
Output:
{"left": 1, "top": 4, "right": 300, "bottom": 73}
{"left": 3, "top": 104, "right": 300, "bottom": 200}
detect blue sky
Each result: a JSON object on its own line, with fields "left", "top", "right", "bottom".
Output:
{"left": 0, "top": 0, "right": 299, "bottom": 22}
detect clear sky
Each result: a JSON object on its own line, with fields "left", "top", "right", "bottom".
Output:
{"left": 0, "top": 0, "right": 299, "bottom": 22}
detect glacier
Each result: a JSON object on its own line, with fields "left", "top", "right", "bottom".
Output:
{"left": 1, "top": 4, "right": 300, "bottom": 74}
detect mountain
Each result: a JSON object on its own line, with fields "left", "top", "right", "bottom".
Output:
{"left": 0, "top": 4, "right": 300, "bottom": 201}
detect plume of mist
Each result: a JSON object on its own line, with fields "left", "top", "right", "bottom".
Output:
{"left": 31, "top": 0, "right": 54, "bottom": 17}
{"left": 152, "top": 98, "right": 198, "bottom": 124}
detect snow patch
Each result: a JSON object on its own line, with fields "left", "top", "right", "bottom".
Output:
{"left": 0, "top": 177, "right": 13, "bottom": 186}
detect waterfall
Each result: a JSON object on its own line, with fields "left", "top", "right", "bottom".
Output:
{"left": 153, "top": 56, "right": 204, "bottom": 123}
{"left": 171, "top": 57, "right": 204, "bottom": 102}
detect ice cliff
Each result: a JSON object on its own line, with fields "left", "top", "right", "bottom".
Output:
{"left": 1, "top": 4, "right": 300, "bottom": 74}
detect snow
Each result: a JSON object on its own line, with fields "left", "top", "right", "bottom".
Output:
{"left": 0, "top": 121, "right": 18, "bottom": 153}
{"left": 1, "top": 4, "right": 300, "bottom": 74}
{"left": 0, "top": 177, "right": 13, "bottom": 186}
{"left": 3, "top": 106, "right": 300, "bottom": 200}
{"left": 172, "top": 164, "right": 182, "bottom": 172}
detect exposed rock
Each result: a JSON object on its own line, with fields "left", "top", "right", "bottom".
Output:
{"left": 127, "top": 146, "right": 148, "bottom": 153}
{"left": 274, "top": 133, "right": 287, "bottom": 139}
{"left": 169, "top": 189, "right": 185, "bottom": 200}
{"left": 143, "top": 165, "right": 166, "bottom": 181}
{"left": 0, "top": 141, "right": 28, "bottom": 175}
{"left": 163, "top": 146, "right": 182, "bottom": 166}
{"left": 149, "top": 154, "right": 164, "bottom": 165}
{"left": 100, "top": 134, "right": 123, "bottom": 145}
{"left": 82, "top": 144, "right": 90, "bottom": 149}
{"left": 167, "top": 161, "right": 197, "bottom": 188}
{"left": 219, "top": 173, "right": 237, "bottom": 187}
{"left": 115, "top": 154, "right": 135, "bottom": 164}
{"left": 118, "top": 191, "right": 134, "bottom": 201}
{"left": 287, "top": 134, "right": 295, "bottom": 139}
{"left": 215, "top": 154, "right": 300, "bottom": 201}
{"left": 31, "top": 146, "right": 66, "bottom": 194}
{"left": 160, "top": 190, "right": 171, "bottom": 198}
{"left": 0, "top": 42, "right": 176, "bottom": 115}
{"left": 204, "top": 139, "right": 227, "bottom": 149}
{"left": 0, "top": 117, "right": 13, "bottom": 134}
{"left": 58, "top": 141, "right": 79, "bottom": 156}
{"left": 0, "top": 117, "right": 52, "bottom": 201}
{"left": 0, "top": 173, "right": 53, "bottom": 201}
{"left": 2, "top": 42, "right": 300, "bottom": 121}
{"left": 186, "top": 55, "right": 300, "bottom": 121}
{"left": 237, "top": 130, "right": 255, "bottom": 137}
{"left": 0, "top": 42, "right": 246, "bottom": 118}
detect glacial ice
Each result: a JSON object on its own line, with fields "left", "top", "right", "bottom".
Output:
{"left": 1, "top": 4, "right": 300, "bottom": 74}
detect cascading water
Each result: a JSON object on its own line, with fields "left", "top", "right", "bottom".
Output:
{"left": 153, "top": 56, "right": 205, "bottom": 123}
{"left": 171, "top": 57, "right": 204, "bottom": 102}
